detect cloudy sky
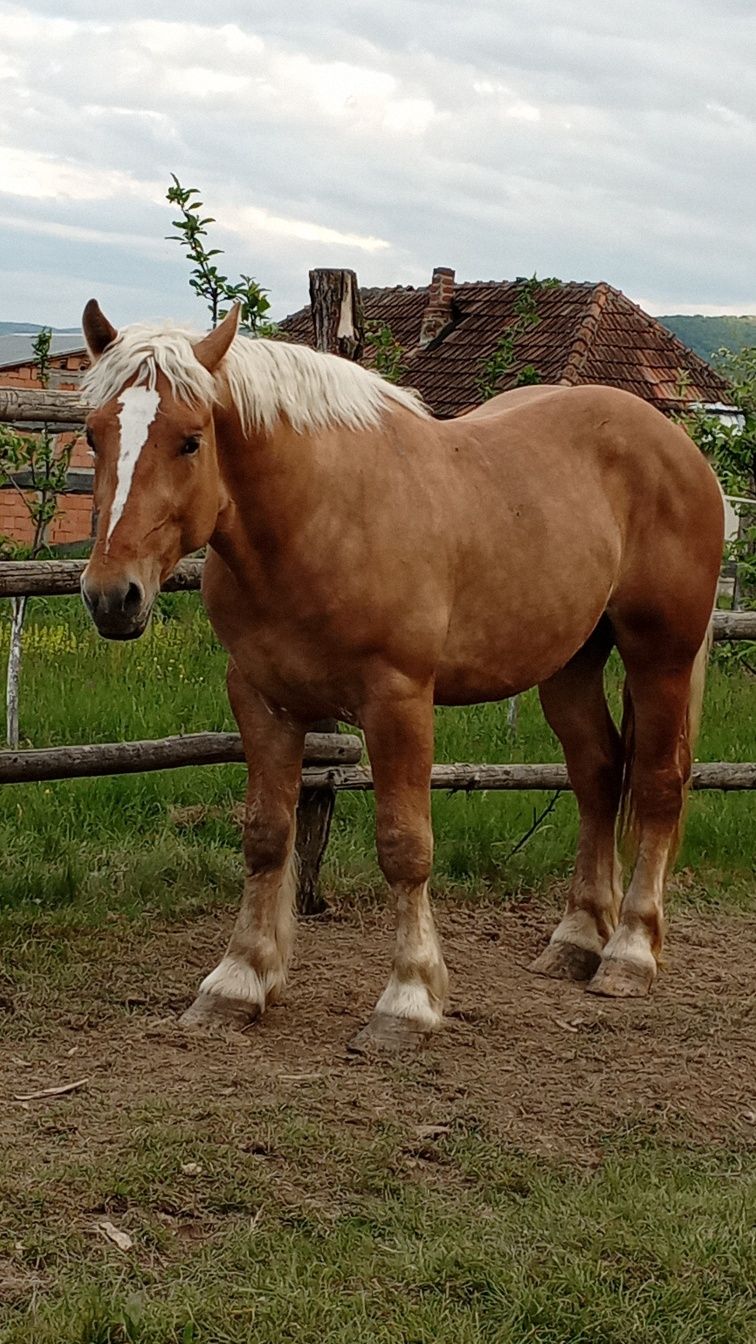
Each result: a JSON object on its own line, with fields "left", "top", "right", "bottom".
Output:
{"left": 2, "top": 0, "right": 755, "bottom": 329}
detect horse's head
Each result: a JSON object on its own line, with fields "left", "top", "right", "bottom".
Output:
{"left": 80, "top": 301, "right": 239, "bottom": 639}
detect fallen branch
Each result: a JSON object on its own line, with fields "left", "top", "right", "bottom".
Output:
{"left": 14, "top": 1077, "right": 89, "bottom": 1101}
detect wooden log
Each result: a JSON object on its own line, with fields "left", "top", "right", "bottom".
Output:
{"left": 0, "top": 558, "right": 204, "bottom": 598}
{"left": 308, "top": 268, "right": 364, "bottom": 362}
{"left": 296, "top": 761, "right": 756, "bottom": 792}
{"left": 294, "top": 268, "right": 365, "bottom": 915}
{"left": 0, "top": 730, "right": 362, "bottom": 785}
{"left": 298, "top": 763, "right": 573, "bottom": 792}
{"left": 0, "top": 388, "right": 92, "bottom": 426}
{"left": 0, "top": 745, "right": 751, "bottom": 790}
{"left": 689, "top": 762, "right": 756, "bottom": 789}
{"left": 712, "top": 609, "right": 756, "bottom": 641}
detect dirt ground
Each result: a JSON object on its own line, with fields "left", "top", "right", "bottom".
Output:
{"left": 2, "top": 897, "right": 755, "bottom": 1160}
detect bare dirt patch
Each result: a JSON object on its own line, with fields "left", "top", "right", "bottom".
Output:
{"left": 2, "top": 898, "right": 754, "bottom": 1163}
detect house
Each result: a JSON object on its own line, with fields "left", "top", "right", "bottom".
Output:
{"left": 280, "top": 268, "right": 739, "bottom": 420}
{"left": 0, "top": 333, "right": 91, "bottom": 549}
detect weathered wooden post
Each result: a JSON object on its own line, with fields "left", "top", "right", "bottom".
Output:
{"left": 307, "top": 268, "right": 365, "bottom": 362}
{"left": 294, "top": 269, "right": 364, "bottom": 916}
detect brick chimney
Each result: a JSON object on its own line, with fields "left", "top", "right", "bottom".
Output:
{"left": 419, "top": 266, "right": 455, "bottom": 348}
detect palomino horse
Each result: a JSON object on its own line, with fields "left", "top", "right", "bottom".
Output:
{"left": 80, "top": 301, "right": 723, "bottom": 1049}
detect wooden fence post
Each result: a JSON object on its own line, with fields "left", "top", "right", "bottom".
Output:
{"left": 732, "top": 505, "right": 756, "bottom": 611}
{"left": 294, "top": 269, "right": 363, "bottom": 916}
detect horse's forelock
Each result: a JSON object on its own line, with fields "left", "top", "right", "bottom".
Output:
{"left": 82, "top": 323, "right": 217, "bottom": 412}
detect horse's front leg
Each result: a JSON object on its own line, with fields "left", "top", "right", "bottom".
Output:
{"left": 351, "top": 684, "right": 448, "bottom": 1051}
{"left": 180, "top": 661, "right": 305, "bottom": 1029}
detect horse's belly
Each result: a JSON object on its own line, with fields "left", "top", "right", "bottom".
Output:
{"left": 435, "top": 576, "right": 613, "bottom": 704}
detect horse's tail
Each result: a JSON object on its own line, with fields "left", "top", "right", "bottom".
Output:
{"left": 687, "top": 622, "right": 713, "bottom": 755}
{"left": 618, "top": 622, "right": 712, "bottom": 868}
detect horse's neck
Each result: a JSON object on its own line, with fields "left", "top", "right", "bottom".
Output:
{"left": 210, "top": 413, "right": 328, "bottom": 573}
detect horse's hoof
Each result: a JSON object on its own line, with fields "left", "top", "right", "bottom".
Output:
{"left": 347, "top": 1012, "right": 436, "bottom": 1054}
{"left": 529, "top": 941, "right": 602, "bottom": 982}
{"left": 586, "top": 957, "right": 656, "bottom": 998}
{"left": 179, "top": 991, "right": 262, "bottom": 1031}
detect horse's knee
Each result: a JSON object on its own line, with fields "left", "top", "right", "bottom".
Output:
{"left": 376, "top": 818, "right": 432, "bottom": 889}
{"left": 242, "top": 804, "right": 293, "bottom": 875}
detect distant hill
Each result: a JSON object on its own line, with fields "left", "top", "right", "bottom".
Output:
{"left": 659, "top": 315, "right": 756, "bottom": 363}
{"left": 0, "top": 322, "right": 80, "bottom": 335}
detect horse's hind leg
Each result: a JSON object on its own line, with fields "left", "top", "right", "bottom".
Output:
{"left": 587, "top": 649, "right": 698, "bottom": 998}
{"left": 530, "top": 619, "right": 624, "bottom": 981}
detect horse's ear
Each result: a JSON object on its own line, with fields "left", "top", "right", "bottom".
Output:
{"left": 193, "top": 305, "right": 241, "bottom": 373}
{"left": 82, "top": 299, "right": 118, "bottom": 360}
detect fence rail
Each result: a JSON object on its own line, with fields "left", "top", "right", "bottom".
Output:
{"left": 301, "top": 761, "right": 756, "bottom": 793}
{"left": 0, "top": 559, "right": 754, "bottom": 641}
{"left": 0, "top": 745, "right": 751, "bottom": 791}
{"left": 0, "top": 558, "right": 204, "bottom": 598}
{"left": 0, "top": 388, "right": 90, "bottom": 427}
{"left": 0, "top": 731, "right": 362, "bottom": 785}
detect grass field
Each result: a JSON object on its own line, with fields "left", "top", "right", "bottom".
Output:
{"left": 0, "top": 595, "right": 754, "bottom": 1343}
{"left": 3, "top": 1122, "right": 754, "bottom": 1344}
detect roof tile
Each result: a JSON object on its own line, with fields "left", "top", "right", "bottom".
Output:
{"left": 279, "top": 278, "right": 735, "bottom": 416}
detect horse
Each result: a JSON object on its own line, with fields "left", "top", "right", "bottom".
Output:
{"left": 79, "top": 300, "right": 724, "bottom": 1050}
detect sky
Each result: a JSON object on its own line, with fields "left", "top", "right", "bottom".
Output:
{"left": 1, "top": 0, "right": 755, "bottom": 329}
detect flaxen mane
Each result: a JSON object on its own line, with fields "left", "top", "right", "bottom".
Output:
{"left": 82, "top": 323, "right": 429, "bottom": 435}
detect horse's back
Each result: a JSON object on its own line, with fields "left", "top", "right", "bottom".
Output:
{"left": 460, "top": 384, "right": 566, "bottom": 420}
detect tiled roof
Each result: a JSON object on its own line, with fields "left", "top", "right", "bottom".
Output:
{"left": 279, "top": 279, "right": 736, "bottom": 418}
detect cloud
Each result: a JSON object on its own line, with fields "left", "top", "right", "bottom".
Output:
{"left": 1, "top": 0, "right": 755, "bottom": 325}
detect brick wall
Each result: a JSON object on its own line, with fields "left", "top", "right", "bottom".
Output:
{"left": 0, "top": 351, "right": 93, "bottom": 547}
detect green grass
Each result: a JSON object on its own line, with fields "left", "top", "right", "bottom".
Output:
{"left": 1, "top": 1105, "right": 753, "bottom": 1344}
{"left": 0, "top": 595, "right": 753, "bottom": 923}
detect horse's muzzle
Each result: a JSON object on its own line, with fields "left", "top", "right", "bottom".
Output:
{"left": 80, "top": 572, "right": 152, "bottom": 640}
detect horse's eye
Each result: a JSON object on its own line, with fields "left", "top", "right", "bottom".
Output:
{"left": 85, "top": 427, "right": 97, "bottom": 455}
{"left": 181, "top": 435, "right": 201, "bottom": 456}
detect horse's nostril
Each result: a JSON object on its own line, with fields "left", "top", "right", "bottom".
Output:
{"left": 123, "top": 581, "right": 144, "bottom": 616}
{"left": 81, "top": 573, "right": 148, "bottom": 635}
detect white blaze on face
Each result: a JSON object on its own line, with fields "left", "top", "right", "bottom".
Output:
{"left": 106, "top": 385, "right": 161, "bottom": 546}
